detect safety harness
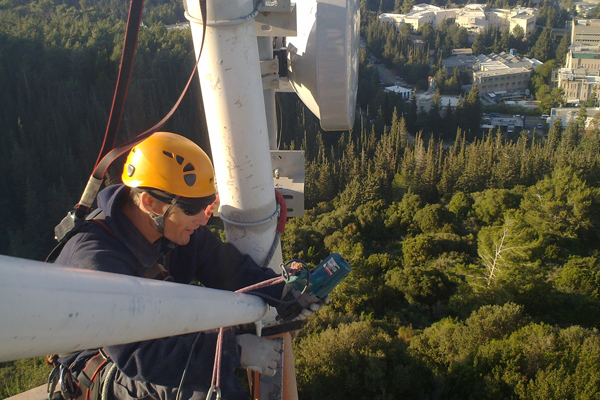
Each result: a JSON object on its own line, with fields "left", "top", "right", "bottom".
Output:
{"left": 47, "top": 349, "right": 110, "bottom": 400}
{"left": 47, "top": 207, "right": 176, "bottom": 400}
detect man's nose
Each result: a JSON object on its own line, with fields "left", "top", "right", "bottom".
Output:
{"left": 195, "top": 212, "right": 208, "bottom": 226}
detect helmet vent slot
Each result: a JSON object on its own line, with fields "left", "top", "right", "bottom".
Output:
{"left": 184, "top": 174, "right": 197, "bottom": 186}
{"left": 176, "top": 155, "right": 184, "bottom": 165}
{"left": 162, "top": 151, "right": 174, "bottom": 158}
{"left": 183, "top": 163, "right": 195, "bottom": 172}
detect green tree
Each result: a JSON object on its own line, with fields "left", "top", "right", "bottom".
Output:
{"left": 477, "top": 214, "right": 540, "bottom": 287}
{"left": 520, "top": 166, "right": 599, "bottom": 258}
{"left": 472, "top": 31, "right": 487, "bottom": 55}
{"left": 402, "top": 0, "right": 415, "bottom": 14}
{"left": 530, "top": 26, "right": 554, "bottom": 62}
{"left": 472, "top": 188, "right": 521, "bottom": 226}
{"left": 386, "top": 265, "right": 457, "bottom": 306}
{"left": 555, "top": 256, "right": 600, "bottom": 299}
{"left": 555, "top": 32, "right": 570, "bottom": 66}
{"left": 577, "top": 102, "right": 588, "bottom": 132}
{"left": 295, "top": 320, "right": 432, "bottom": 400}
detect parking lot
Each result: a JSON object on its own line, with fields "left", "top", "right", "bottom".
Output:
{"left": 483, "top": 113, "right": 547, "bottom": 134}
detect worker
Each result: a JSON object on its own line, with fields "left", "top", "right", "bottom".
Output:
{"left": 52, "top": 132, "right": 326, "bottom": 400}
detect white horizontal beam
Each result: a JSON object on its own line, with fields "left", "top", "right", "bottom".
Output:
{"left": 0, "top": 255, "right": 269, "bottom": 362}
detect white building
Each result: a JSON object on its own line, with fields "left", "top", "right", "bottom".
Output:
{"left": 453, "top": 5, "right": 538, "bottom": 35}
{"left": 378, "top": 5, "right": 457, "bottom": 31}
{"left": 378, "top": 13, "right": 405, "bottom": 29}
{"left": 548, "top": 106, "right": 600, "bottom": 129}
{"left": 566, "top": 44, "right": 600, "bottom": 69}
{"left": 379, "top": 5, "right": 536, "bottom": 35}
{"left": 404, "top": 10, "right": 436, "bottom": 31}
{"left": 556, "top": 68, "right": 600, "bottom": 104}
{"left": 384, "top": 85, "right": 414, "bottom": 100}
{"left": 455, "top": 5, "right": 488, "bottom": 34}
{"left": 510, "top": 12, "right": 537, "bottom": 36}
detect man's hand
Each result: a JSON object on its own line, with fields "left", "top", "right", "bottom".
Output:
{"left": 295, "top": 293, "right": 330, "bottom": 320}
{"left": 236, "top": 334, "right": 283, "bottom": 377}
{"left": 277, "top": 288, "right": 330, "bottom": 321}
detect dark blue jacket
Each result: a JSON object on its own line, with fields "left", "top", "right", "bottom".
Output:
{"left": 56, "top": 184, "right": 284, "bottom": 394}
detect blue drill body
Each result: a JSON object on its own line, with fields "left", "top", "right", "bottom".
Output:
{"left": 289, "top": 253, "right": 351, "bottom": 298}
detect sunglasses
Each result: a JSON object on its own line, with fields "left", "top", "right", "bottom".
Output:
{"left": 177, "top": 204, "right": 206, "bottom": 216}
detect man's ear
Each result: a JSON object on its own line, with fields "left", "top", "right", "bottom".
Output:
{"left": 139, "top": 192, "right": 162, "bottom": 215}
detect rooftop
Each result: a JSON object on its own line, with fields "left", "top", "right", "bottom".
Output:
{"left": 475, "top": 67, "right": 530, "bottom": 77}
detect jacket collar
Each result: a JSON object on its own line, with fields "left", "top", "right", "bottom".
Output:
{"left": 96, "top": 184, "right": 164, "bottom": 272}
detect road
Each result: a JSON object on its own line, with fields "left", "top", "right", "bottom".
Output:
{"left": 375, "top": 64, "right": 399, "bottom": 85}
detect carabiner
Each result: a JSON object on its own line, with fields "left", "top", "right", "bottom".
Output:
{"left": 47, "top": 366, "right": 60, "bottom": 400}
{"left": 59, "top": 366, "right": 76, "bottom": 400}
{"left": 205, "top": 385, "right": 221, "bottom": 400}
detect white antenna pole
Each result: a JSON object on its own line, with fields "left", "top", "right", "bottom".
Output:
{"left": 185, "top": 2, "right": 293, "bottom": 399}
{"left": 185, "top": 0, "right": 281, "bottom": 269}
{"left": 0, "top": 255, "right": 268, "bottom": 363}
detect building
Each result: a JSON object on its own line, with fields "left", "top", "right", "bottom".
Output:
{"left": 575, "top": 3, "right": 598, "bottom": 18}
{"left": 415, "top": 92, "right": 461, "bottom": 112}
{"left": 556, "top": 68, "right": 600, "bottom": 104}
{"left": 404, "top": 10, "right": 436, "bottom": 31}
{"left": 384, "top": 85, "right": 414, "bottom": 100}
{"left": 467, "top": 51, "right": 538, "bottom": 96}
{"left": 441, "top": 50, "right": 478, "bottom": 74}
{"left": 378, "top": 13, "right": 405, "bottom": 29}
{"left": 510, "top": 12, "right": 537, "bottom": 36}
{"left": 565, "top": 44, "right": 600, "bottom": 69}
{"left": 548, "top": 106, "right": 600, "bottom": 129}
{"left": 477, "top": 52, "right": 541, "bottom": 71}
{"left": 454, "top": 5, "right": 538, "bottom": 36}
{"left": 455, "top": 5, "right": 488, "bottom": 34}
{"left": 378, "top": 5, "right": 536, "bottom": 35}
{"left": 378, "top": 5, "right": 457, "bottom": 31}
{"left": 571, "top": 19, "right": 600, "bottom": 45}
{"left": 473, "top": 67, "right": 531, "bottom": 95}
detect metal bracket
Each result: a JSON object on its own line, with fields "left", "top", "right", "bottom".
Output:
{"left": 261, "top": 58, "right": 280, "bottom": 90}
{"left": 255, "top": 1, "right": 297, "bottom": 37}
{"left": 262, "top": 74, "right": 279, "bottom": 90}
{"left": 262, "top": 0, "right": 293, "bottom": 12}
{"left": 271, "top": 150, "right": 305, "bottom": 217}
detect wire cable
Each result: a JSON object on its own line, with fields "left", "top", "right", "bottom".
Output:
{"left": 175, "top": 331, "right": 203, "bottom": 400}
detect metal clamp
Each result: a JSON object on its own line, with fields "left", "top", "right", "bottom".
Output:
{"left": 218, "top": 203, "right": 280, "bottom": 227}
{"left": 186, "top": 0, "right": 265, "bottom": 27}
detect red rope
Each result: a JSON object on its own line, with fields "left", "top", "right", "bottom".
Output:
{"left": 208, "top": 276, "right": 284, "bottom": 395}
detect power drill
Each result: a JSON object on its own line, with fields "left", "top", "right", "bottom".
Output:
{"left": 277, "top": 253, "right": 352, "bottom": 321}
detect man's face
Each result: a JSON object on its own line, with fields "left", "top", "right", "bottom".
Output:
{"left": 163, "top": 205, "right": 209, "bottom": 245}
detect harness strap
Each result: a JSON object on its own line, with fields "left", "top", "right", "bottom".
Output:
{"left": 76, "top": 351, "right": 110, "bottom": 392}
{"left": 91, "top": 210, "right": 173, "bottom": 281}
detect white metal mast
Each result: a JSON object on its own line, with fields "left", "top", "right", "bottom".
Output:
{"left": 0, "top": 255, "right": 269, "bottom": 363}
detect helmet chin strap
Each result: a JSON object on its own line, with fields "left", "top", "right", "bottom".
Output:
{"left": 148, "top": 196, "right": 180, "bottom": 235}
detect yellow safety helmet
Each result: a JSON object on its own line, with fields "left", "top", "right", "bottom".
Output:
{"left": 122, "top": 132, "right": 216, "bottom": 200}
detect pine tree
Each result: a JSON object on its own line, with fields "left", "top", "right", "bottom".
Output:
{"left": 577, "top": 102, "right": 588, "bottom": 133}
{"left": 547, "top": 119, "right": 562, "bottom": 150}
{"left": 555, "top": 32, "right": 570, "bottom": 66}
{"left": 531, "top": 26, "right": 554, "bottom": 62}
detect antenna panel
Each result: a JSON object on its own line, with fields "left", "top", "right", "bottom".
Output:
{"left": 286, "top": 0, "right": 360, "bottom": 131}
